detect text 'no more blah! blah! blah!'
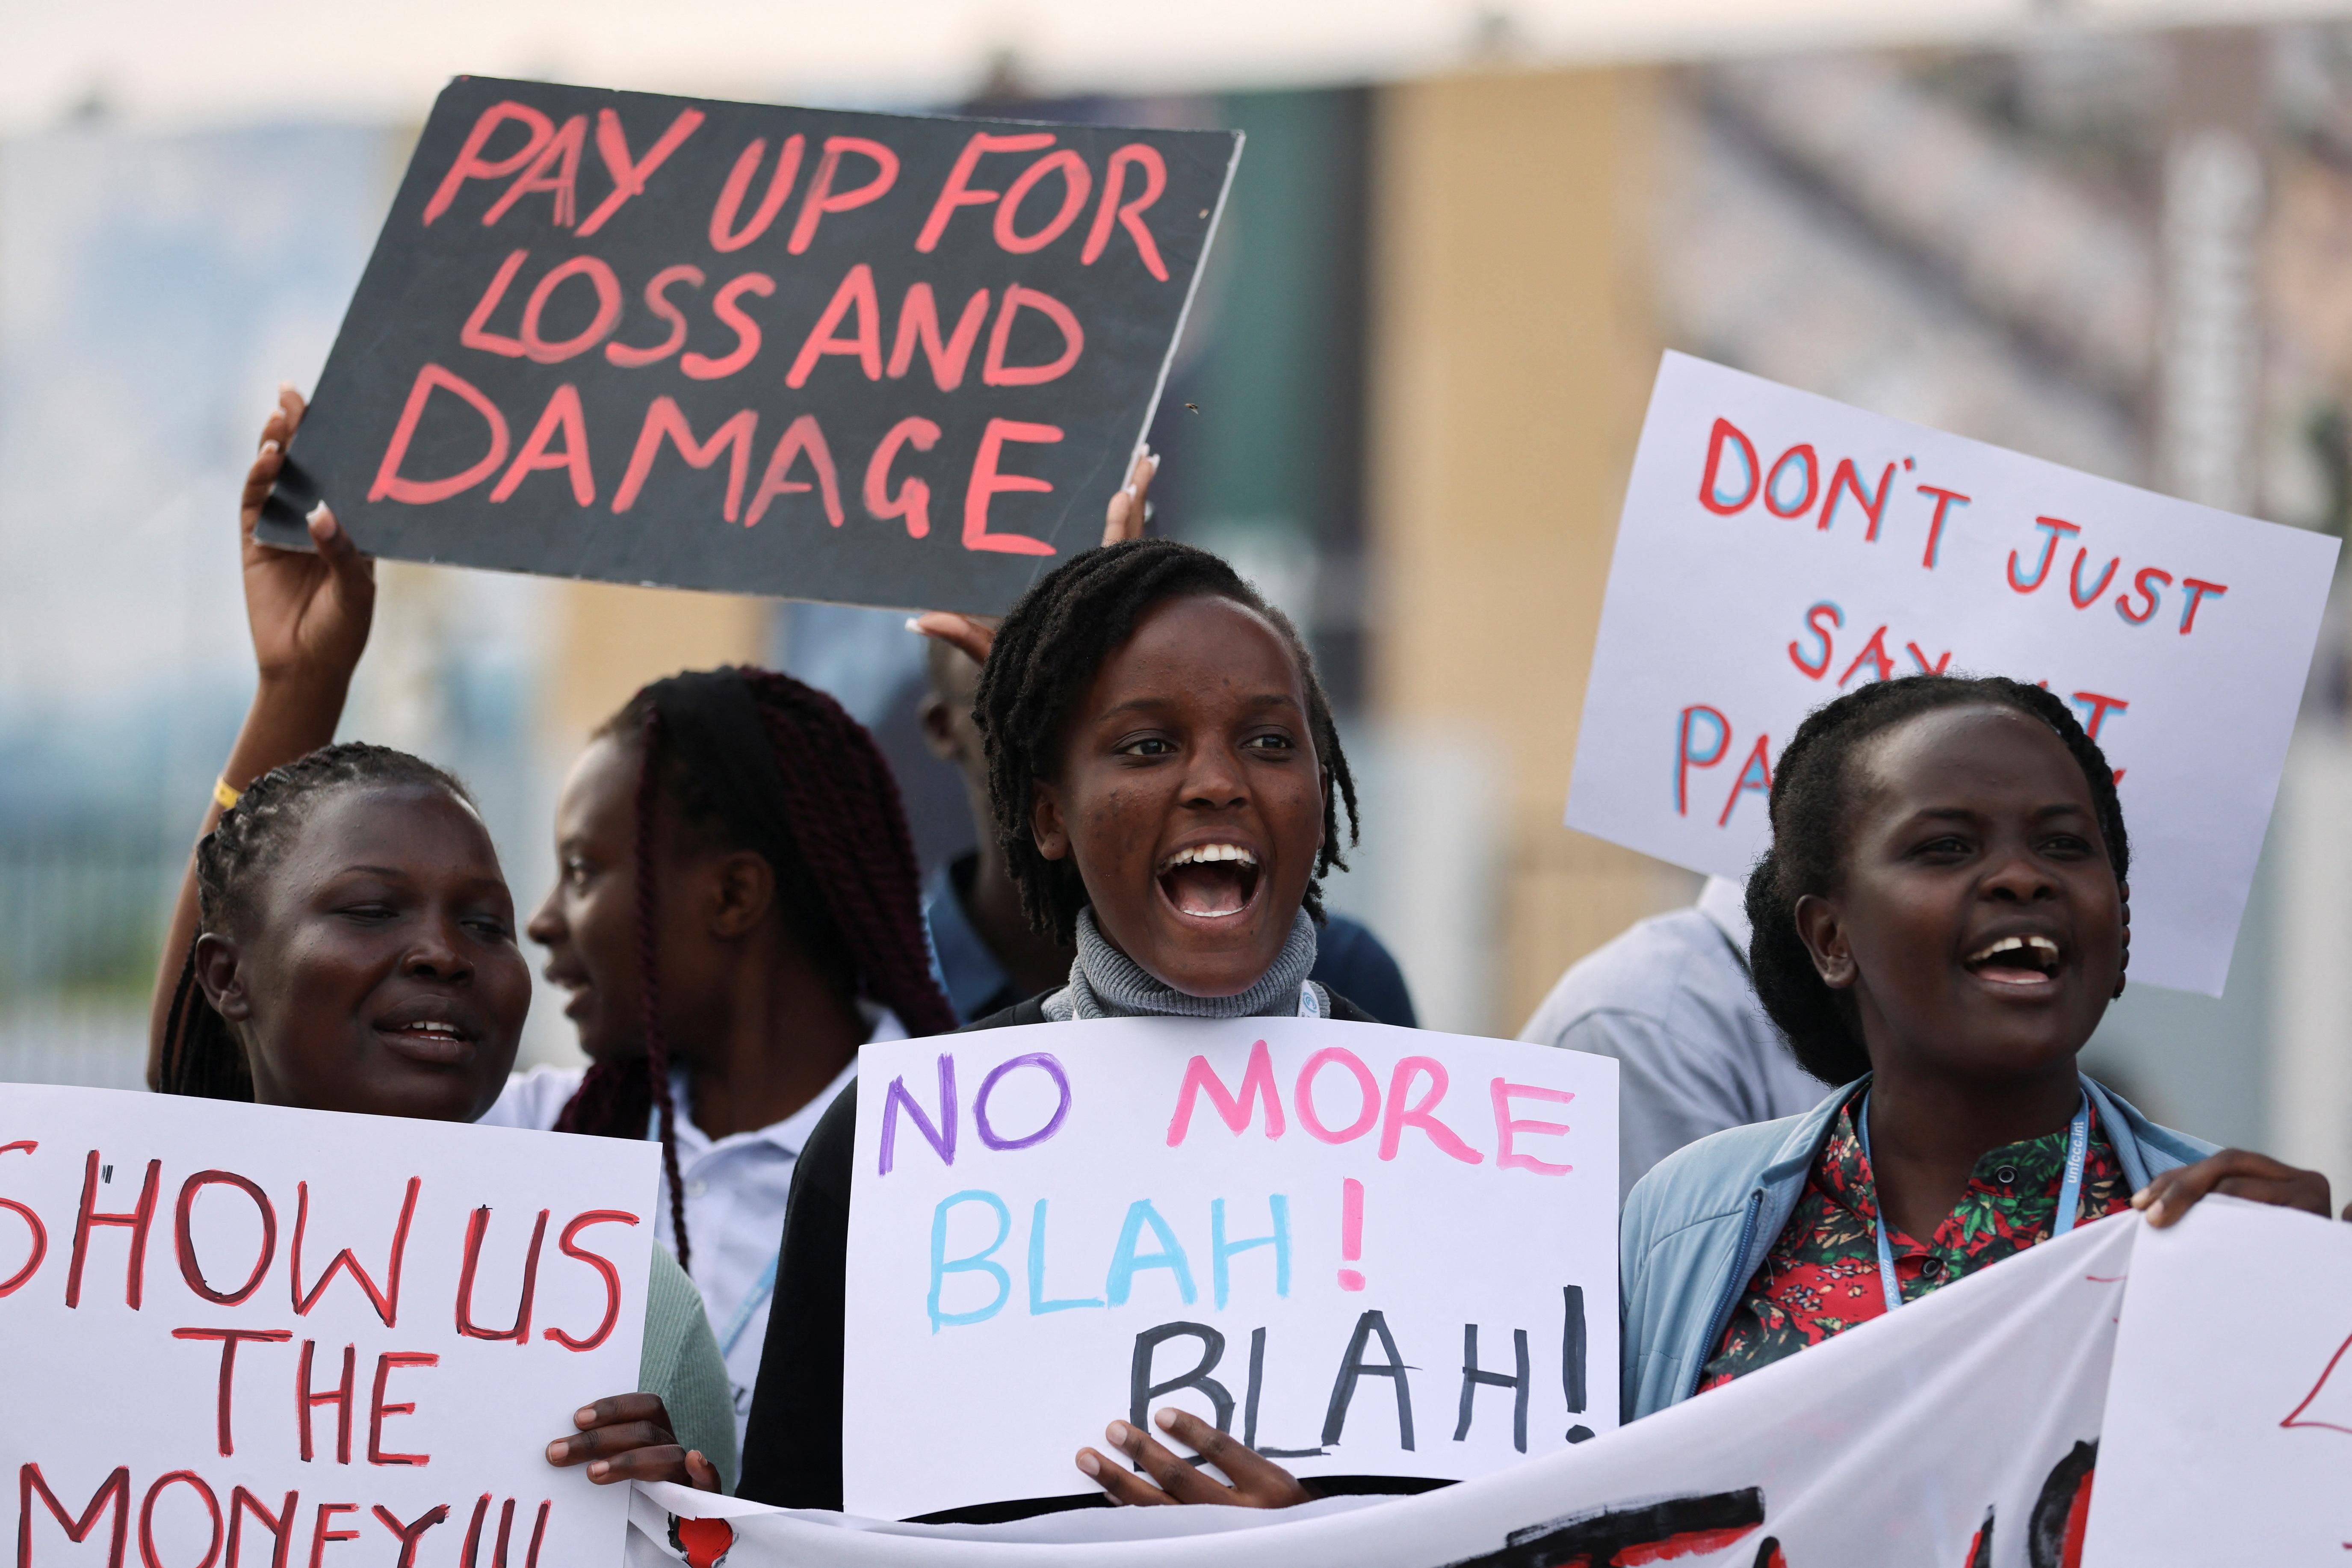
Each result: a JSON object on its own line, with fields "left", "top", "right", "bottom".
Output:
{"left": 840, "top": 1019, "right": 1623, "bottom": 1521}
{"left": 266, "top": 78, "right": 1240, "bottom": 613}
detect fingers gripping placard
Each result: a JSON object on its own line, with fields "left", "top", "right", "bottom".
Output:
{"left": 263, "top": 78, "right": 1240, "bottom": 613}
{"left": 1567, "top": 353, "right": 2340, "bottom": 996}
{"left": 0, "top": 1088, "right": 658, "bottom": 1568}
{"left": 842, "top": 1018, "right": 1621, "bottom": 1521}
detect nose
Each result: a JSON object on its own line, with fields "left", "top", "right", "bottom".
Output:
{"left": 526, "top": 883, "right": 564, "bottom": 948}
{"left": 405, "top": 913, "right": 476, "bottom": 983}
{"left": 1179, "top": 739, "right": 1249, "bottom": 812}
{"left": 1982, "top": 845, "right": 2059, "bottom": 903}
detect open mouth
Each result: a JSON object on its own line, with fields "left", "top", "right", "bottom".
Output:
{"left": 1964, "top": 933, "right": 2062, "bottom": 988}
{"left": 375, "top": 1011, "right": 478, "bottom": 1064}
{"left": 1155, "top": 843, "right": 1261, "bottom": 921}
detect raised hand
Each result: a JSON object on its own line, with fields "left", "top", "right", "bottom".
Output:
{"left": 242, "top": 385, "right": 374, "bottom": 693}
{"left": 910, "top": 446, "right": 1158, "bottom": 666}
{"left": 1074, "top": 1408, "right": 1314, "bottom": 1509}
{"left": 546, "top": 1393, "right": 722, "bottom": 1491}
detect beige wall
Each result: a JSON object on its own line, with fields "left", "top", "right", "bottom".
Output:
{"left": 543, "top": 581, "right": 773, "bottom": 752}
{"left": 1369, "top": 66, "right": 1690, "bottom": 1032}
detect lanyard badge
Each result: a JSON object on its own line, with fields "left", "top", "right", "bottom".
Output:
{"left": 1856, "top": 1089, "right": 2090, "bottom": 1317}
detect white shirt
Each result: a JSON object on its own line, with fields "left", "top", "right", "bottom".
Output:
{"left": 478, "top": 1010, "right": 902, "bottom": 1449}
{"left": 1518, "top": 877, "right": 1826, "bottom": 1197}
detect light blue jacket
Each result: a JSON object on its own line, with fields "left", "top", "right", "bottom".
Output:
{"left": 1619, "top": 1072, "right": 2216, "bottom": 1422}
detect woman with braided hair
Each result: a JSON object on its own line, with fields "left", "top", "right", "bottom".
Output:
{"left": 155, "top": 740, "right": 736, "bottom": 1490}
{"left": 149, "top": 386, "right": 1144, "bottom": 1450}
{"left": 1617, "top": 673, "right": 2330, "bottom": 1421}
{"left": 476, "top": 665, "right": 958, "bottom": 1446}
{"left": 739, "top": 537, "right": 1385, "bottom": 1518}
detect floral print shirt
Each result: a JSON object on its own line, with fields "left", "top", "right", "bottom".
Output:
{"left": 1699, "top": 1089, "right": 2132, "bottom": 1391}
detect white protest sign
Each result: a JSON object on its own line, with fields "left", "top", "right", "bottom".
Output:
{"left": 2083, "top": 1198, "right": 2352, "bottom": 1563}
{"left": 1567, "top": 351, "right": 2339, "bottom": 995}
{"left": 840, "top": 1018, "right": 1621, "bottom": 1522}
{"left": 665, "top": 1207, "right": 2138, "bottom": 1565}
{"left": 0, "top": 1085, "right": 659, "bottom": 1568}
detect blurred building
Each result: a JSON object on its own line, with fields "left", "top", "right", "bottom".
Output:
{"left": 6, "top": 21, "right": 2352, "bottom": 1198}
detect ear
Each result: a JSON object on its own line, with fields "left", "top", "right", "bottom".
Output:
{"left": 916, "top": 692, "right": 961, "bottom": 765}
{"left": 1792, "top": 893, "right": 1858, "bottom": 991}
{"left": 192, "top": 931, "right": 254, "bottom": 1023}
{"left": 1031, "top": 780, "right": 1071, "bottom": 863}
{"left": 706, "top": 849, "right": 777, "bottom": 941}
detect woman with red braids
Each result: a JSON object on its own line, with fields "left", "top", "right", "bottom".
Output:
{"left": 145, "top": 387, "right": 986, "bottom": 1453}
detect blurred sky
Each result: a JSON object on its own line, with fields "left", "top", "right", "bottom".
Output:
{"left": 11, "top": 0, "right": 2352, "bottom": 133}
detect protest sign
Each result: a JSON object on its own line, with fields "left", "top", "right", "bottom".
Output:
{"left": 2083, "top": 1198, "right": 2352, "bottom": 1563}
{"left": 657, "top": 1205, "right": 2139, "bottom": 1565}
{"left": 839, "top": 1018, "right": 1621, "bottom": 1521}
{"left": 261, "top": 77, "right": 1239, "bottom": 612}
{"left": 1566, "top": 352, "right": 2339, "bottom": 995}
{"left": 0, "top": 1085, "right": 659, "bottom": 1568}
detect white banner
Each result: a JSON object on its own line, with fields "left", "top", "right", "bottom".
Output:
{"left": 0, "top": 1085, "right": 659, "bottom": 1568}
{"left": 2084, "top": 1197, "right": 2352, "bottom": 1563}
{"left": 650, "top": 1210, "right": 2142, "bottom": 1565}
{"left": 840, "top": 1019, "right": 1622, "bottom": 1521}
{"left": 1566, "top": 352, "right": 2339, "bottom": 995}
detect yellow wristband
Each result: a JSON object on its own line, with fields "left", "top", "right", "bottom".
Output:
{"left": 213, "top": 777, "right": 243, "bottom": 811}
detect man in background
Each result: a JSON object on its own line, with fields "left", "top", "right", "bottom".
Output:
{"left": 1519, "top": 875, "right": 1824, "bottom": 1196}
{"left": 917, "top": 638, "right": 1419, "bottom": 1027}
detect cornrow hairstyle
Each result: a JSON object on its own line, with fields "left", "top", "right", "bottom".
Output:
{"left": 1744, "top": 673, "right": 2131, "bottom": 1084}
{"left": 160, "top": 743, "right": 477, "bottom": 1102}
{"left": 974, "top": 538, "right": 1360, "bottom": 943}
{"left": 552, "top": 667, "right": 956, "bottom": 1272}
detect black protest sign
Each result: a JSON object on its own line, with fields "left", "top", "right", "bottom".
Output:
{"left": 263, "top": 77, "right": 1239, "bottom": 611}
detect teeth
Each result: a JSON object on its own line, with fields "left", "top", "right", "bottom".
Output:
{"left": 1159, "top": 844, "right": 1258, "bottom": 872}
{"left": 1969, "top": 935, "right": 2059, "bottom": 965}
{"left": 402, "top": 1022, "right": 460, "bottom": 1036}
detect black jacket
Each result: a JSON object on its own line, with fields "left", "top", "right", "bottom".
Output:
{"left": 735, "top": 989, "right": 1390, "bottom": 1520}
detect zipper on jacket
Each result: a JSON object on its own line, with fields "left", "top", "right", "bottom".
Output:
{"left": 1684, "top": 1188, "right": 1766, "bottom": 1403}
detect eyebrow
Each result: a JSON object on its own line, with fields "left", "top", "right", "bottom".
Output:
{"left": 1098, "top": 692, "right": 1302, "bottom": 720}
{"left": 1904, "top": 802, "right": 2092, "bottom": 824}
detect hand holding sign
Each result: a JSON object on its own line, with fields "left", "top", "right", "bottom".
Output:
{"left": 243, "top": 387, "right": 376, "bottom": 700}
{"left": 908, "top": 444, "right": 1160, "bottom": 665}
{"left": 1077, "top": 1409, "right": 1315, "bottom": 1508}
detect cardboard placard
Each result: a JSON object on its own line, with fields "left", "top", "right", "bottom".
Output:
{"left": 264, "top": 77, "right": 1240, "bottom": 612}
{"left": 839, "top": 1018, "right": 1621, "bottom": 1521}
{"left": 1567, "top": 352, "right": 2340, "bottom": 995}
{"left": 0, "top": 1085, "right": 659, "bottom": 1568}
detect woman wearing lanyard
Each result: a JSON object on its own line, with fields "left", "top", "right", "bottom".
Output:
{"left": 1619, "top": 675, "right": 2332, "bottom": 1417}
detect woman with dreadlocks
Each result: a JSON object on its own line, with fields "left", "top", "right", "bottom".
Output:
{"left": 1618, "top": 673, "right": 2330, "bottom": 1421}
{"left": 156, "top": 741, "right": 735, "bottom": 1489}
{"left": 737, "top": 537, "right": 1378, "bottom": 1517}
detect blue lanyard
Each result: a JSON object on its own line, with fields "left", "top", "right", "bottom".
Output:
{"left": 719, "top": 1252, "right": 779, "bottom": 1358}
{"left": 1856, "top": 1089, "right": 2089, "bottom": 1316}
